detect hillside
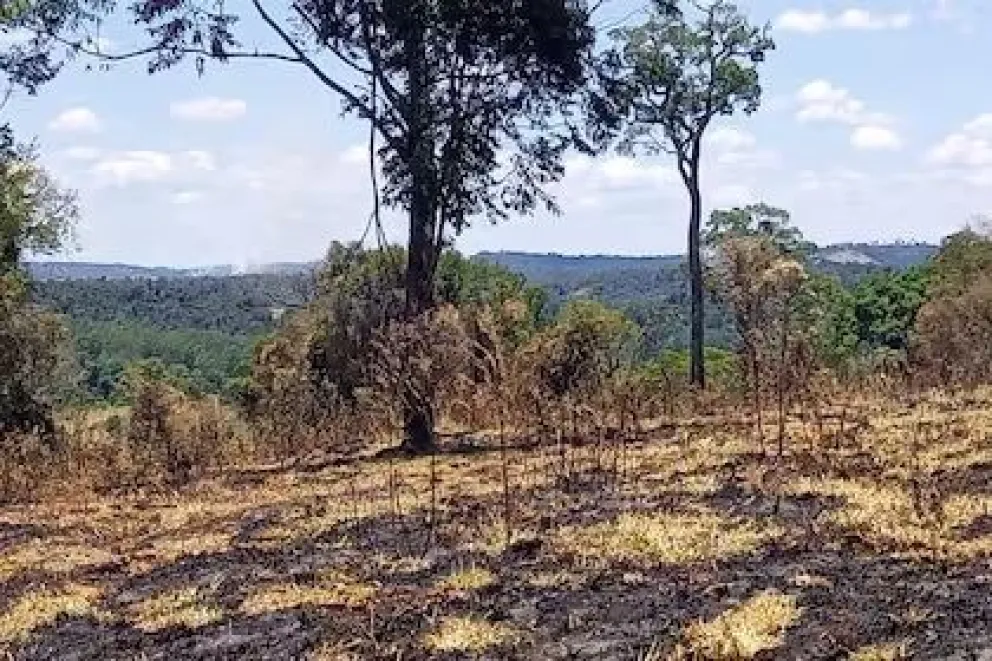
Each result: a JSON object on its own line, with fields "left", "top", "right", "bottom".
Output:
{"left": 27, "top": 243, "right": 936, "bottom": 401}
{"left": 475, "top": 242, "right": 937, "bottom": 303}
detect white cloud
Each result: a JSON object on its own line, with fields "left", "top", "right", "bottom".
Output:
{"left": 170, "top": 97, "right": 247, "bottom": 122}
{"left": 797, "top": 80, "right": 879, "bottom": 125}
{"left": 181, "top": 150, "right": 217, "bottom": 171}
{"left": 712, "top": 184, "right": 755, "bottom": 207}
{"left": 851, "top": 125, "right": 903, "bottom": 151}
{"left": 795, "top": 80, "right": 901, "bottom": 150}
{"left": 89, "top": 149, "right": 218, "bottom": 187}
{"left": 775, "top": 8, "right": 913, "bottom": 33}
{"left": 596, "top": 156, "right": 678, "bottom": 190}
{"left": 776, "top": 9, "right": 831, "bottom": 33}
{"left": 836, "top": 9, "right": 912, "bottom": 30}
{"left": 927, "top": 114, "right": 992, "bottom": 187}
{"left": 48, "top": 107, "right": 101, "bottom": 133}
{"left": 705, "top": 126, "right": 758, "bottom": 152}
{"left": 172, "top": 191, "right": 205, "bottom": 205}
{"left": 705, "top": 126, "right": 780, "bottom": 169}
{"left": 92, "top": 151, "right": 173, "bottom": 186}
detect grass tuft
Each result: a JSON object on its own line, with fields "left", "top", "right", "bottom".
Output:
{"left": 422, "top": 615, "right": 518, "bottom": 653}
{"left": 436, "top": 565, "right": 495, "bottom": 592}
{"left": 674, "top": 590, "right": 800, "bottom": 659}
{"left": 0, "top": 584, "right": 106, "bottom": 643}
{"left": 557, "top": 510, "right": 779, "bottom": 566}
{"left": 241, "top": 570, "right": 376, "bottom": 615}
{"left": 131, "top": 586, "right": 223, "bottom": 632}
{"left": 848, "top": 640, "right": 912, "bottom": 660}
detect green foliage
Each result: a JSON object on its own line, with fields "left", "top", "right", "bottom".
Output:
{"left": 0, "top": 136, "right": 79, "bottom": 440}
{"left": 32, "top": 272, "right": 313, "bottom": 335}
{"left": 927, "top": 229, "right": 992, "bottom": 297}
{"left": 705, "top": 204, "right": 815, "bottom": 259}
{"left": 800, "top": 274, "right": 858, "bottom": 368}
{"left": 126, "top": 0, "right": 595, "bottom": 329}
{"left": 642, "top": 346, "right": 740, "bottom": 391}
{"left": 0, "top": 0, "right": 109, "bottom": 94}
{"left": 851, "top": 267, "right": 930, "bottom": 353}
{"left": 72, "top": 321, "right": 256, "bottom": 403}
{"left": 0, "top": 143, "right": 77, "bottom": 274}
{"left": 598, "top": 0, "right": 774, "bottom": 161}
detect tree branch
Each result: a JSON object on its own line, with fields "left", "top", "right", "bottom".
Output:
{"left": 250, "top": 0, "right": 403, "bottom": 152}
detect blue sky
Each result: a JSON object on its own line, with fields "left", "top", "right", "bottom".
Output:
{"left": 6, "top": 0, "right": 992, "bottom": 267}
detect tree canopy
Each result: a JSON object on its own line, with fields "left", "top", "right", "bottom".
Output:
{"left": 594, "top": 0, "right": 774, "bottom": 388}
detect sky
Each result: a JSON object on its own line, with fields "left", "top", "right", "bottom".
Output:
{"left": 5, "top": 0, "right": 992, "bottom": 268}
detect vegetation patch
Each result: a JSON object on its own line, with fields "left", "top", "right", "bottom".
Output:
{"left": 240, "top": 571, "right": 376, "bottom": 615}
{"left": 422, "top": 615, "right": 519, "bottom": 653}
{"left": 556, "top": 510, "right": 780, "bottom": 567}
{"left": 0, "top": 584, "right": 106, "bottom": 644}
{"left": 0, "top": 540, "right": 116, "bottom": 582}
{"left": 130, "top": 586, "right": 223, "bottom": 632}
{"left": 785, "top": 477, "right": 992, "bottom": 560}
{"left": 436, "top": 565, "right": 495, "bottom": 592}
{"left": 848, "top": 641, "right": 912, "bottom": 660}
{"left": 673, "top": 590, "right": 800, "bottom": 659}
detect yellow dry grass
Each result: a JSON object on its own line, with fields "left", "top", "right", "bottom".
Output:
{"left": 0, "top": 583, "right": 106, "bottom": 644}
{"left": 422, "top": 615, "right": 518, "bottom": 653}
{"left": 307, "top": 641, "right": 362, "bottom": 661}
{"left": 848, "top": 640, "right": 912, "bottom": 660}
{"left": 784, "top": 477, "right": 992, "bottom": 561}
{"left": 0, "top": 539, "right": 116, "bottom": 582}
{"left": 672, "top": 590, "right": 801, "bottom": 660}
{"left": 556, "top": 509, "right": 781, "bottom": 567}
{"left": 436, "top": 565, "right": 495, "bottom": 592}
{"left": 240, "top": 570, "right": 376, "bottom": 616}
{"left": 130, "top": 586, "right": 223, "bottom": 632}
{"left": 132, "top": 532, "right": 233, "bottom": 573}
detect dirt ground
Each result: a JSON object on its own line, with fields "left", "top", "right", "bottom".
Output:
{"left": 0, "top": 391, "right": 990, "bottom": 660}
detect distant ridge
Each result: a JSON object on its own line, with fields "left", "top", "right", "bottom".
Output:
{"left": 26, "top": 261, "right": 320, "bottom": 281}
{"left": 26, "top": 242, "right": 937, "bottom": 282}
{"left": 476, "top": 242, "right": 938, "bottom": 283}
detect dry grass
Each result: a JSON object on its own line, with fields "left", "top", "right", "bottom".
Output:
{"left": 436, "top": 565, "right": 495, "bottom": 592}
{"left": 422, "top": 615, "right": 518, "bottom": 653}
{"left": 0, "top": 540, "right": 116, "bottom": 582}
{"left": 307, "top": 641, "right": 363, "bottom": 660}
{"left": 784, "top": 477, "right": 992, "bottom": 561}
{"left": 848, "top": 640, "right": 912, "bottom": 660}
{"left": 673, "top": 590, "right": 800, "bottom": 659}
{"left": 556, "top": 510, "right": 781, "bottom": 567}
{"left": 130, "top": 586, "right": 223, "bottom": 632}
{"left": 240, "top": 570, "right": 376, "bottom": 616}
{"left": 0, "top": 584, "right": 106, "bottom": 644}
{"left": 0, "top": 387, "right": 989, "bottom": 657}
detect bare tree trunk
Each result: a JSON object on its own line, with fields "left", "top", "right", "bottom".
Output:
{"left": 686, "top": 153, "right": 706, "bottom": 389}
{"left": 401, "top": 13, "right": 439, "bottom": 455}
{"left": 777, "top": 303, "right": 790, "bottom": 457}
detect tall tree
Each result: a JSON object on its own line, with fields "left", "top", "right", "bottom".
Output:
{"left": 597, "top": 0, "right": 773, "bottom": 388}
{"left": 705, "top": 203, "right": 814, "bottom": 260}
{"left": 52, "top": 0, "right": 595, "bottom": 451}
{"left": 0, "top": 142, "right": 79, "bottom": 440}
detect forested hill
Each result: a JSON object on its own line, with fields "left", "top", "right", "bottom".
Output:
{"left": 27, "top": 261, "right": 318, "bottom": 281}
{"left": 475, "top": 242, "right": 938, "bottom": 304}
{"left": 26, "top": 242, "right": 936, "bottom": 401}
